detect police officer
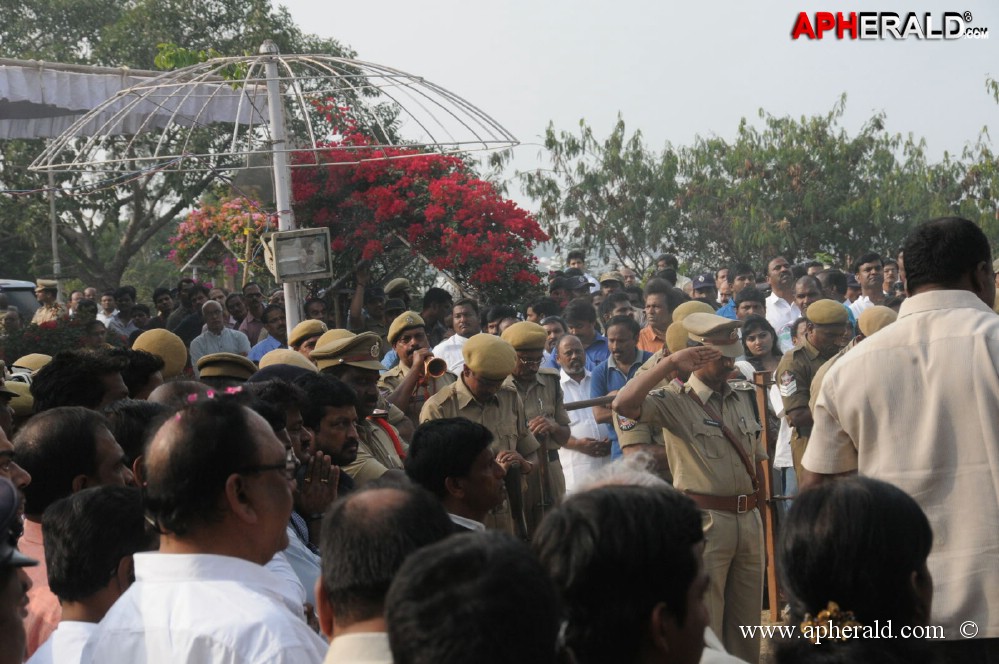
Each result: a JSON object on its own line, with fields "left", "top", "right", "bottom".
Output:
{"left": 379, "top": 312, "right": 456, "bottom": 427}
{"left": 773, "top": 299, "right": 850, "bottom": 478}
{"left": 501, "top": 321, "right": 571, "bottom": 531}
{"left": 312, "top": 331, "right": 407, "bottom": 486}
{"left": 420, "top": 333, "right": 541, "bottom": 535}
{"left": 613, "top": 313, "right": 766, "bottom": 663}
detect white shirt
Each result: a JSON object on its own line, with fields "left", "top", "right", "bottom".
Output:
{"left": 96, "top": 310, "right": 118, "bottom": 325}
{"left": 28, "top": 621, "right": 96, "bottom": 664}
{"left": 806, "top": 290, "right": 999, "bottom": 640}
{"left": 322, "top": 632, "right": 392, "bottom": 664}
{"left": 558, "top": 368, "right": 610, "bottom": 494}
{"left": 265, "top": 550, "right": 307, "bottom": 610}
{"left": 848, "top": 294, "right": 874, "bottom": 318}
{"left": 83, "top": 552, "right": 327, "bottom": 664}
{"left": 768, "top": 384, "right": 793, "bottom": 469}
{"left": 280, "top": 523, "right": 321, "bottom": 608}
{"left": 448, "top": 513, "right": 486, "bottom": 531}
{"left": 432, "top": 334, "right": 469, "bottom": 374}
{"left": 765, "top": 293, "right": 801, "bottom": 353}
{"left": 189, "top": 327, "right": 252, "bottom": 376}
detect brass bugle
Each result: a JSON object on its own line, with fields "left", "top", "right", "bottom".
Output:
{"left": 424, "top": 356, "right": 448, "bottom": 378}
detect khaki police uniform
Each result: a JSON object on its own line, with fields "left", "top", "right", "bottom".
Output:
{"left": 343, "top": 418, "right": 405, "bottom": 486}
{"left": 504, "top": 368, "right": 570, "bottom": 530}
{"left": 379, "top": 362, "right": 456, "bottom": 420}
{"left": 626, "top": 312, "right": 766, "bottom": 663}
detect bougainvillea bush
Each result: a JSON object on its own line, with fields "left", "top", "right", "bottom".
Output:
{"left": 168, "top": 101, "right": 548, "bottom": 304}
{"left": 168, "top": 197, "right": 272, "bottom": 274}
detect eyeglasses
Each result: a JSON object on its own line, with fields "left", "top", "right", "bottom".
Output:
{"left": 238, "top": 447, "right": 298, "bottom": 481}
{"left": 517, "top": 356, "right": 543, "bottom": 367}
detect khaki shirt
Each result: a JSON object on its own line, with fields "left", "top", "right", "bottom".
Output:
{"left": 342, "top": 419, "right": 404, "bottom": 486}
{"left": 420, "top": 378, "right": 540, "bottom": 459}
{"left": 503, "top": 369, "right": 570, "bottom": 452}
{"left": 379, "top": 362, "right": 456, "bottom": 420}
{"left": 635, "top": 374, "right": 765, "bottom": 496}
{"left": 30, "top": 303, "right": 65, "bottom": 325}
{"left": 808, "top": 339, "right": 858, "bottom": 413}
{"left": 616, "top": 349, "right": 670, "bottom": 454}
{"left": 774, "top": 337, "right": 831, "bottom": 440}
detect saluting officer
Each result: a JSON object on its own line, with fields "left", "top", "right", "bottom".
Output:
{"left": 613, "top": 313, "right": 767, "bottom": 664}
{"left": 773, "top": 299, "right": 850, "bottom": 477}
{"left": 420, "top": 333, "right": 540, "bottom": 534}
{"left": 501, "top": 321, "right": 571, "bottom": 531}
{"left": 379, "top": 312, "right": 456, "bottom": 427}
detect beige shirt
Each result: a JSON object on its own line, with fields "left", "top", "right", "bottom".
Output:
{"left": 635, "top": 374, "right": 765, "bottom": 496}
{"left": 420, "top": 378, "right": 540, "bottom": 458}
{"left": 502, "top": 369, "right": 570, "bottom": 451}
{"left": 805, "top": 290, "right": 999, "bottom": 639}
{"left": 379, "top": 362, "right": 456, "bottom": 420}
{"left": 342, "top": 419, "right": 404, "bottom": 486}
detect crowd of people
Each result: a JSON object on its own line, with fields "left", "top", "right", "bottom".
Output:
{"left": 0, "top": 216, "right": 997, "bottom": 664}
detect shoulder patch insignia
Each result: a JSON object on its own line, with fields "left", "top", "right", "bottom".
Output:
{"left": 617, "top": 414, "right": 638, "bottom": 431}
{"left": 729, "top": 380, "right": 754, "bottom": 391}
{"left": 778, "top": 370, "right": 797, "bottom": 397}
{"left": 370, "top": 343, "right": 380, "bottom": 358}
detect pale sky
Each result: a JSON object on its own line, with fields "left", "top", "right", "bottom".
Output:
{"left": 279, "top": 0, "right": 998, "bottom": 255}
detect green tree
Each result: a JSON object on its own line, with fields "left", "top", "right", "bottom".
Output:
{"left": 0, "top": 0, "right": 353, "bottom": 288}
{"left": 519, "top": 116, "right": 681, "bottom": 274}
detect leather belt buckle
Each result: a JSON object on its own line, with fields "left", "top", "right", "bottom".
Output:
{"left": 737, "top": 494, "right": 749, "bottom": 514}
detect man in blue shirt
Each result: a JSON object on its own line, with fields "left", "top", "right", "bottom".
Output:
{"left": 564, "top": 300, "right": 609, "bottom": 367}
{"left": 717, "top": 262, "right": 757, "bottom": 320}
{"left": 590, "top": 316, "right": 651, "bottom": 459}
{"left": 248, "top": 304, "right": 288, "bottom": 362}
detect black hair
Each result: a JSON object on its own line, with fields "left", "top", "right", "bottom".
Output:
{"left": 740, "top": 315, "right": 783, "bottom": 367}
{"left": 143, "top": 399, "right": 261, "bottom": 536}
{"left": 131, "top": 303, "right": 151, "bottom": 317}
{"left": 30, "top": 350, "right": 128, "bottom": 413}
{"left": 644, "top": 283, "right": 691, "bottom": 317}
{"left": 816, "top": 269, "right": 847, "bottom": 297}
{"left": 452, "top": 298, "right": 479, "bottom": 315}
{"left": 850, "top": 252, "right": 882, "bottom": 275}
{"left": 113, "top": 286, "right": 137, "bottom": 301}
{"left": 14, "top": 407, "right": 110, "bottom": 516}
{"left": 605, "top": 314, "right": 640, "bottom": 339}
{"left": 225, "top": 292, "right": 244, "bottom": 307}
{"left": 902, "top": 217, "right": 991, "bottom": 294}
{"left": 293, "top": 373, "right": 359, "bottom": 429}
{"left": 405, "top": 418, "right": 494, "bottom": 499}
{"left": 245, "top": 379, "right": 308, "bottom": 413}
{"left": 76, "top": 300, "right": 98, "bottom": 317}
{"left": 485, "top": 305, "right": 518, "bottom": 325}
{"left": 261, "top": 304, "right": 285, "bottom": 325}
{"left": 528, "top": 297, "right": 561, "bottom": 320}
{"left": 539, "top": 316, "right": 567, "bottom": 333}
{"left": 562, "top": 300, "right": 597, "bottom": 325}
{"left": 422, "top": 287, "right": 453, "bottom": 308}
{"left": 103, "top": 399, "right": 172, "bottom": 466}
{"left": 188, "top": 284, "right": 209, "bottom": 298}
{"left": 623, "top": 284, "right": 644, "bottom": 301}
{"left": 777, "top": 477, "right": 933, "bottom": 663}
{"left": 533, "top": 485, "right": 704, "bottom": 664}
{"left": 304, "top": 297, "right": 326, "bottom": 311}
{"left": 656, "top": 254, "right": 679, "bottom": 269}
{"left": 734, "top": 286, "right": 766, "bottom": 306}
{"left": 176, "top": 277, "right": 195, "bottom": 291}
{"left": 320, "top": 483, "right": 453, "bottom": 624}
{"left": 118, "top": 349, "right": 165, "bottom": 399}
{"left": 387, "top": 531, "right": 560, "bottom": 664}
{"left": 42, "top": 485, "right": 154, "bottom": 602}
{"left": 566, "top": 249, "right": 586, "bottom": 262}
{"left": 727, "top": 262, "right": 756, "bottom": 284}
{"left": 242, "top": 281, "right": 262, "bottom": 294}
{"left": 643, "top": 277, "right": 674, "bottom": 297}
{"left": 654, "top": 268, "right": 677, "bottom": 286}
{"left": 85, "top": 319, "right": 106, "bottom": 335}
{"left": 152, "top": 287, "right": 172, "bottom": 301}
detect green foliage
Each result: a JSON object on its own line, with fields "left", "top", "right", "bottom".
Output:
{"left": 522, "top": 95, "right": 996, "bottom": 273}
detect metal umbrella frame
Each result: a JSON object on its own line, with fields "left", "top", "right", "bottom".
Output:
{"left": 29, "top": 40, "right": 518, "bottom": 331}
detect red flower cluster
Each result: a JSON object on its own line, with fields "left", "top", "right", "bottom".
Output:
{"left": 291, "top": 101, "right": 547, "bottom": 298}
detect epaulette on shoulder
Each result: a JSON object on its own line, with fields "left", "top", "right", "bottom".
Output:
{"left": 537, "top": 368, "right": 560, "bottom": 377}
{"left": 728, "top": 380, "right": 755, "bottom": 392}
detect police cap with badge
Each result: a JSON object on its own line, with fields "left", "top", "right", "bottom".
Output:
{"left": 311, "top": 331, "right": 384, "bottom": 372}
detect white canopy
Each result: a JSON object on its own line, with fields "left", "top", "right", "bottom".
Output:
{"left": 0, "top": 57, "right": 263, "bottom": 140}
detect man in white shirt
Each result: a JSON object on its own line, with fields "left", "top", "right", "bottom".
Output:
{"left": 804, "top": 217, "right": 999, "bottom": 659}
{"left": 555, "top": 335, "right": 611, "bottom": 494}
{"left": 405, "top": 418, "right": 507, "bottom": 531}
{"left": 764, "top": 257, "right": 801, "bottom": 352}
{"left": 314, "top": 486, "right": 453, "bottom": 664}
{"left": 83, "top": 399, "right": 326, "bottom": 664}
{"left": 28, "top": 486, "right": 154, "bottom": 664}
{"left": 432, "top": 298, "right": 481, "bottom": 374}
{"left": 188, "top": 300, "right": 251, "bottom": 375}
{"left": 847, "top": 252, "right": 885, "bottom": 318}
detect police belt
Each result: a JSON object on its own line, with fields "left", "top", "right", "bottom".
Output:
{"left": 684, "top": 491, "right": 759, "bottom": 514}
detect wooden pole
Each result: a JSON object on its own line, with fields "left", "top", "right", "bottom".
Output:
{"left": 753, "top": 370, "right": 781, "bottom": 622}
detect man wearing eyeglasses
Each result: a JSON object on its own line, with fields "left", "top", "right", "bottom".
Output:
{"left": 83, "top": 399, "right": 326, "bottom": 663}
{"left": 501, "top": 322, "right": 570, "bottom": 532}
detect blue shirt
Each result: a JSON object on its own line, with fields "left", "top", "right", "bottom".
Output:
{"left": 585, "top": 334, "right": 610, "bottom": 366}
{"left": 248, "top": 335, "right": 285, "bottom": 362}
{"left": 590, "top": 350, "right": 653, "bottom": 459}
{"left": 717, "top": 300, "right": 737, "bottom": 320}
{"left": 381, "top": 348, "right": 400, "bottom": 371}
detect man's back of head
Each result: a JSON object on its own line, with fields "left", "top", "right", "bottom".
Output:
{"left": 386, "top": 531, "right": 560, "bottom": 664}
{"left": 533, "top": 484, "right": 708, "bottom": 664}
{"left": 14, "top": 407, "right": 130, "bottom": 519}
{"left": 30, "top": 350, "right": 129, "bottom": 413}
{"left": 316, "top": 484, "right": 453, "bottom": 638}
{"left": 902, "top": 217, "right": 993, "bottom": 301}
